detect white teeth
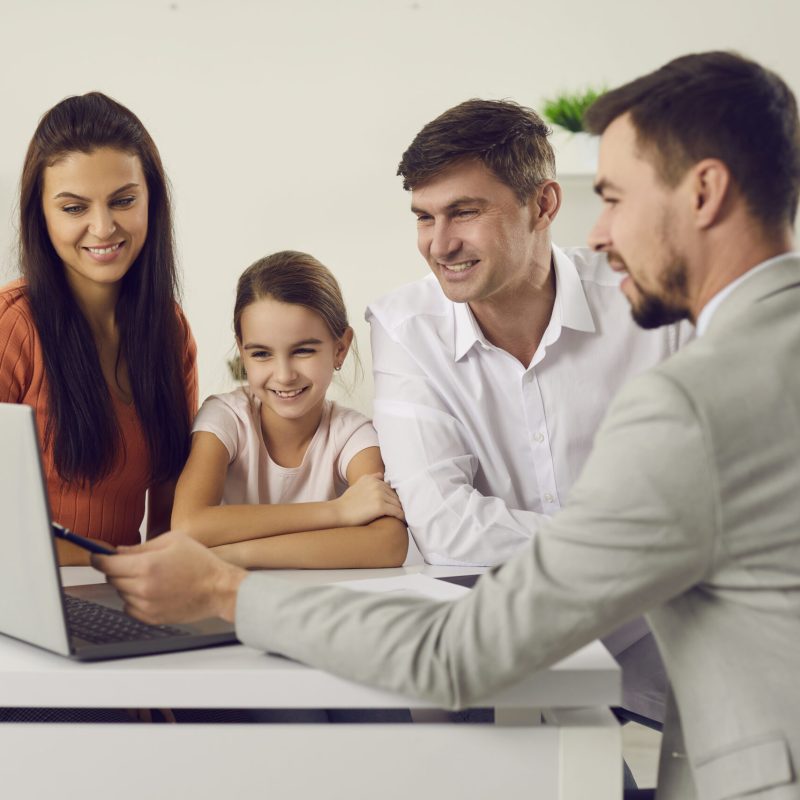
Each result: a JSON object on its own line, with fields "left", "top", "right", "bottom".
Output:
{"left": 272, "top": 388, "right": 305, "bottom": 398}
{"left": 86, "top": 243, "right": 122, "bottom": 255}
{"left": 443, "top": 261, "right": 477, "bottom": 272}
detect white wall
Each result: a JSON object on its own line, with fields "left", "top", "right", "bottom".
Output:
{"left": 2, "top": 0, "right": 798, "bottom": 413}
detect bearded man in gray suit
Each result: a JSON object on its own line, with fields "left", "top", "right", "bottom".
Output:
{"left": 98, "top": 51, "right": 800, "bottom": 800}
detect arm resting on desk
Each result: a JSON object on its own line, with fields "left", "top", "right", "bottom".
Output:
{"left": 235, "top": 373, "right": 714, "bottom": 708}
{"left": 212, "top": 516, "right": 408, "bottom": 569}
{"left": 173, "top": 435, "right": 404, "bottom": 550}
{"left": 370, "top": 317, "right": 547, "bottom": 567}
{"left": 98, "top": 374, "right": 713, "bottom": 709}
{"left": 173, "top": 438, "right": 406, "bottom": 568}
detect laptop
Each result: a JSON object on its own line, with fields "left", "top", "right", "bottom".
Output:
{"left": 0, "top": 402, "right": 237, "bottom": 661}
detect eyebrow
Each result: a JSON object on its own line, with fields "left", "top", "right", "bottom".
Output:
{"left": 52, "top": 183, "right": 141, "bottom": 201}
{"left": 411, "top": 196, "right": 488, "bottom": 215}
{"left": 243, "top": 338, "right": 324, "bottom": 350}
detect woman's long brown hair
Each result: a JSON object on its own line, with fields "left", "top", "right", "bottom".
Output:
{"left": 20, "top": 92, "right": 191, "bottom": 485}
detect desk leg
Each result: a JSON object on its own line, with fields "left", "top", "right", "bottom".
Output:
{"left": 544, "top": 707, "right": 622, "bottom": 800}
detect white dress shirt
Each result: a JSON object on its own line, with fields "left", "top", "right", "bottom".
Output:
{"left": 367, "top": 245, "right": 690, "bottom": 722}
{"left": 367, "top": 245, "right": 688, "bottom": 568}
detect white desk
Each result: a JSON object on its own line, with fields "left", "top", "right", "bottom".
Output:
{"left": 0, "top": 565, "right": 621, "bottom": 800}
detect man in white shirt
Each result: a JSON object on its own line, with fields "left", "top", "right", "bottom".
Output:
{"left": 367, "top": 99, "right": 686, "bottom": 723}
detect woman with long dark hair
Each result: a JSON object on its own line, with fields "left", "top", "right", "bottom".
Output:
{"left": 0, "top": 92, "right": 196, "bottom": 565}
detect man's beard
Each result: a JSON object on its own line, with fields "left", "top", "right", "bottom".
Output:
{"left": 628, "top": 260, "right": 691, "bottom": 330}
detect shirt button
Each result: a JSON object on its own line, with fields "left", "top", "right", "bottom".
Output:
{"left": 533, "top": 432, "right": 544, "bottom": 443}
{"left": 543, "top": 493, "right": 555, "bottom": 503}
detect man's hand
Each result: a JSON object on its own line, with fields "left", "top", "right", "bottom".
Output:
{"left": 92, "top": 531, "right": 247, "bottom": 625}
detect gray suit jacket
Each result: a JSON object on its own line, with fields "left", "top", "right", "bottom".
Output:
{"left": 237, "top": 258, "right": 800, "bottom": 800}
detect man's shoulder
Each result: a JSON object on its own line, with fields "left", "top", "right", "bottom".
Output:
{"left": 616, "top": 332, "right": 732, "bottom": 421}
{"left": 557, "top": 245, "right": 622, "bottom": 288}
{"left": 367, "top": 274, "right": 451, "bottom": 333}
{"left": 557, "top": 244, "right": 691, "bottom": 352}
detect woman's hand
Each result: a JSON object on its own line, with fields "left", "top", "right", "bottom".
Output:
{"left": 333, "top": 473, "right": 405, "bottom": 527}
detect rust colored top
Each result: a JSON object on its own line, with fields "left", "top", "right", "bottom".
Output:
{"left": 0, "top": 279, "right": 198, "bottom": 546}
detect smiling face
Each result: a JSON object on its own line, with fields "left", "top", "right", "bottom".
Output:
{"left": 411, "top": 159, "right": 545, "bottom": 310}
{"left": 41, "top": 147, "right": 148, "bottom": 298}
{"left": 238, "top": 297, "right": 352, "bottom": 427}
{"left": 589, "top": 114, "right": 692, "bottom": 328}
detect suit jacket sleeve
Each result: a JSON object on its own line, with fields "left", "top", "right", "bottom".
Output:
{"left": 236, "top": 369, "right": 717, "bottom": 709}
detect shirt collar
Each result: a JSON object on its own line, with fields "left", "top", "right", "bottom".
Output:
{"left": 695, "top": 252, "right": 797, "bottom": 337}
{"left": 452, "top": 245, "right": 596, "bottom": 362}
{"left": 453, "top": 298, "right": 488, "bottom": 360}
{"left": 551, "top": 244, "right": 597, "bottom": 334}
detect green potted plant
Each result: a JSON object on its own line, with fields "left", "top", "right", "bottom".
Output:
{"left": 542, "top": 87, "right": 605, "bottom": 173}
{"left": 542, "top": 87, "right": 604, "bottom": 133}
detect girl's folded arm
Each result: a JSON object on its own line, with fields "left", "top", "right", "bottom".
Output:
{"left": 209, "top": 446, "right": 408, "bottom": 569}
{"left": 211, "top": 516, "right": 408, "bottom": 569}
{"left": 171, "top": 432, "right": 348, "bottom": 547}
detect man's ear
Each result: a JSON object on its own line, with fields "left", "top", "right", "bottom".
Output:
{"left": 530, "top": 180, "right": 562, "bottom": 231}
{"left": 335, "top": 326, "right": 354, "bottom": 367}
{"left": 690, "top": 158, "right": 731, "bottom": 229}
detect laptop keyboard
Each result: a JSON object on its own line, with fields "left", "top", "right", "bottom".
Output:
{"left": 64, "top": 595, "right": 190, "bottom": 645}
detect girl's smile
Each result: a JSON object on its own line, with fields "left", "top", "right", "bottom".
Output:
{"left": 238, "top": 297, "right": 350, "bottom": 430}
{"left": 270, "top": 387, "right": 309, "bottom": 399}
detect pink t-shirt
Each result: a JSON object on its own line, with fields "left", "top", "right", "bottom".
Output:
{"left": 192, "top": 388, "right": 379, "bottom": 505}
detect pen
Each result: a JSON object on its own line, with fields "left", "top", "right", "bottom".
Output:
{"left": 52, "top": 522, "right": 117, "bottom": 555}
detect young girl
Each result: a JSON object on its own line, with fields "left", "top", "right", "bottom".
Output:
{"left": 172, "top": 251, "right": 408, "bottom": 568}
{"left": 0, "top": 93, "right": 196, "bottom": 566}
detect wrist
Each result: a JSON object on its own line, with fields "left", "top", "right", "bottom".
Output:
{"left": 212, "top": 562, "right": 248, "bottom": 623}
{"left": 327, "top": 497, "right": 345, "bottom": 528}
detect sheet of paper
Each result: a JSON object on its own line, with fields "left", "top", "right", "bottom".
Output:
{"left": 337, "top": 573, "right": 469, "bottom": 601}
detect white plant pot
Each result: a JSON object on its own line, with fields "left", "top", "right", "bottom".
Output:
{"left": 550, "top": 130, "right": 599, "bottom": 176}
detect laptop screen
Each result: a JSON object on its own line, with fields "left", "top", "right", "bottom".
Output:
{"left": 0, "top": 403, "right": 72, "bottom": 655}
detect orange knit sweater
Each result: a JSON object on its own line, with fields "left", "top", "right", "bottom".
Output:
{"left": 0, "top": 279, "right": 198, "bottom": 546}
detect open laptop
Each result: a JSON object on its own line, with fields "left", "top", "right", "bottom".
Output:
{"left": 0, "top": 402, "right": 237, "bottom": 661}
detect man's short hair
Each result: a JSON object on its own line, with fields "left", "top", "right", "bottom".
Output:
{"left": 585, "top": 51, "right": 800, "bottom": 229}
{"left": 397, "top": 99, "right": 556, "bottom": 204}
